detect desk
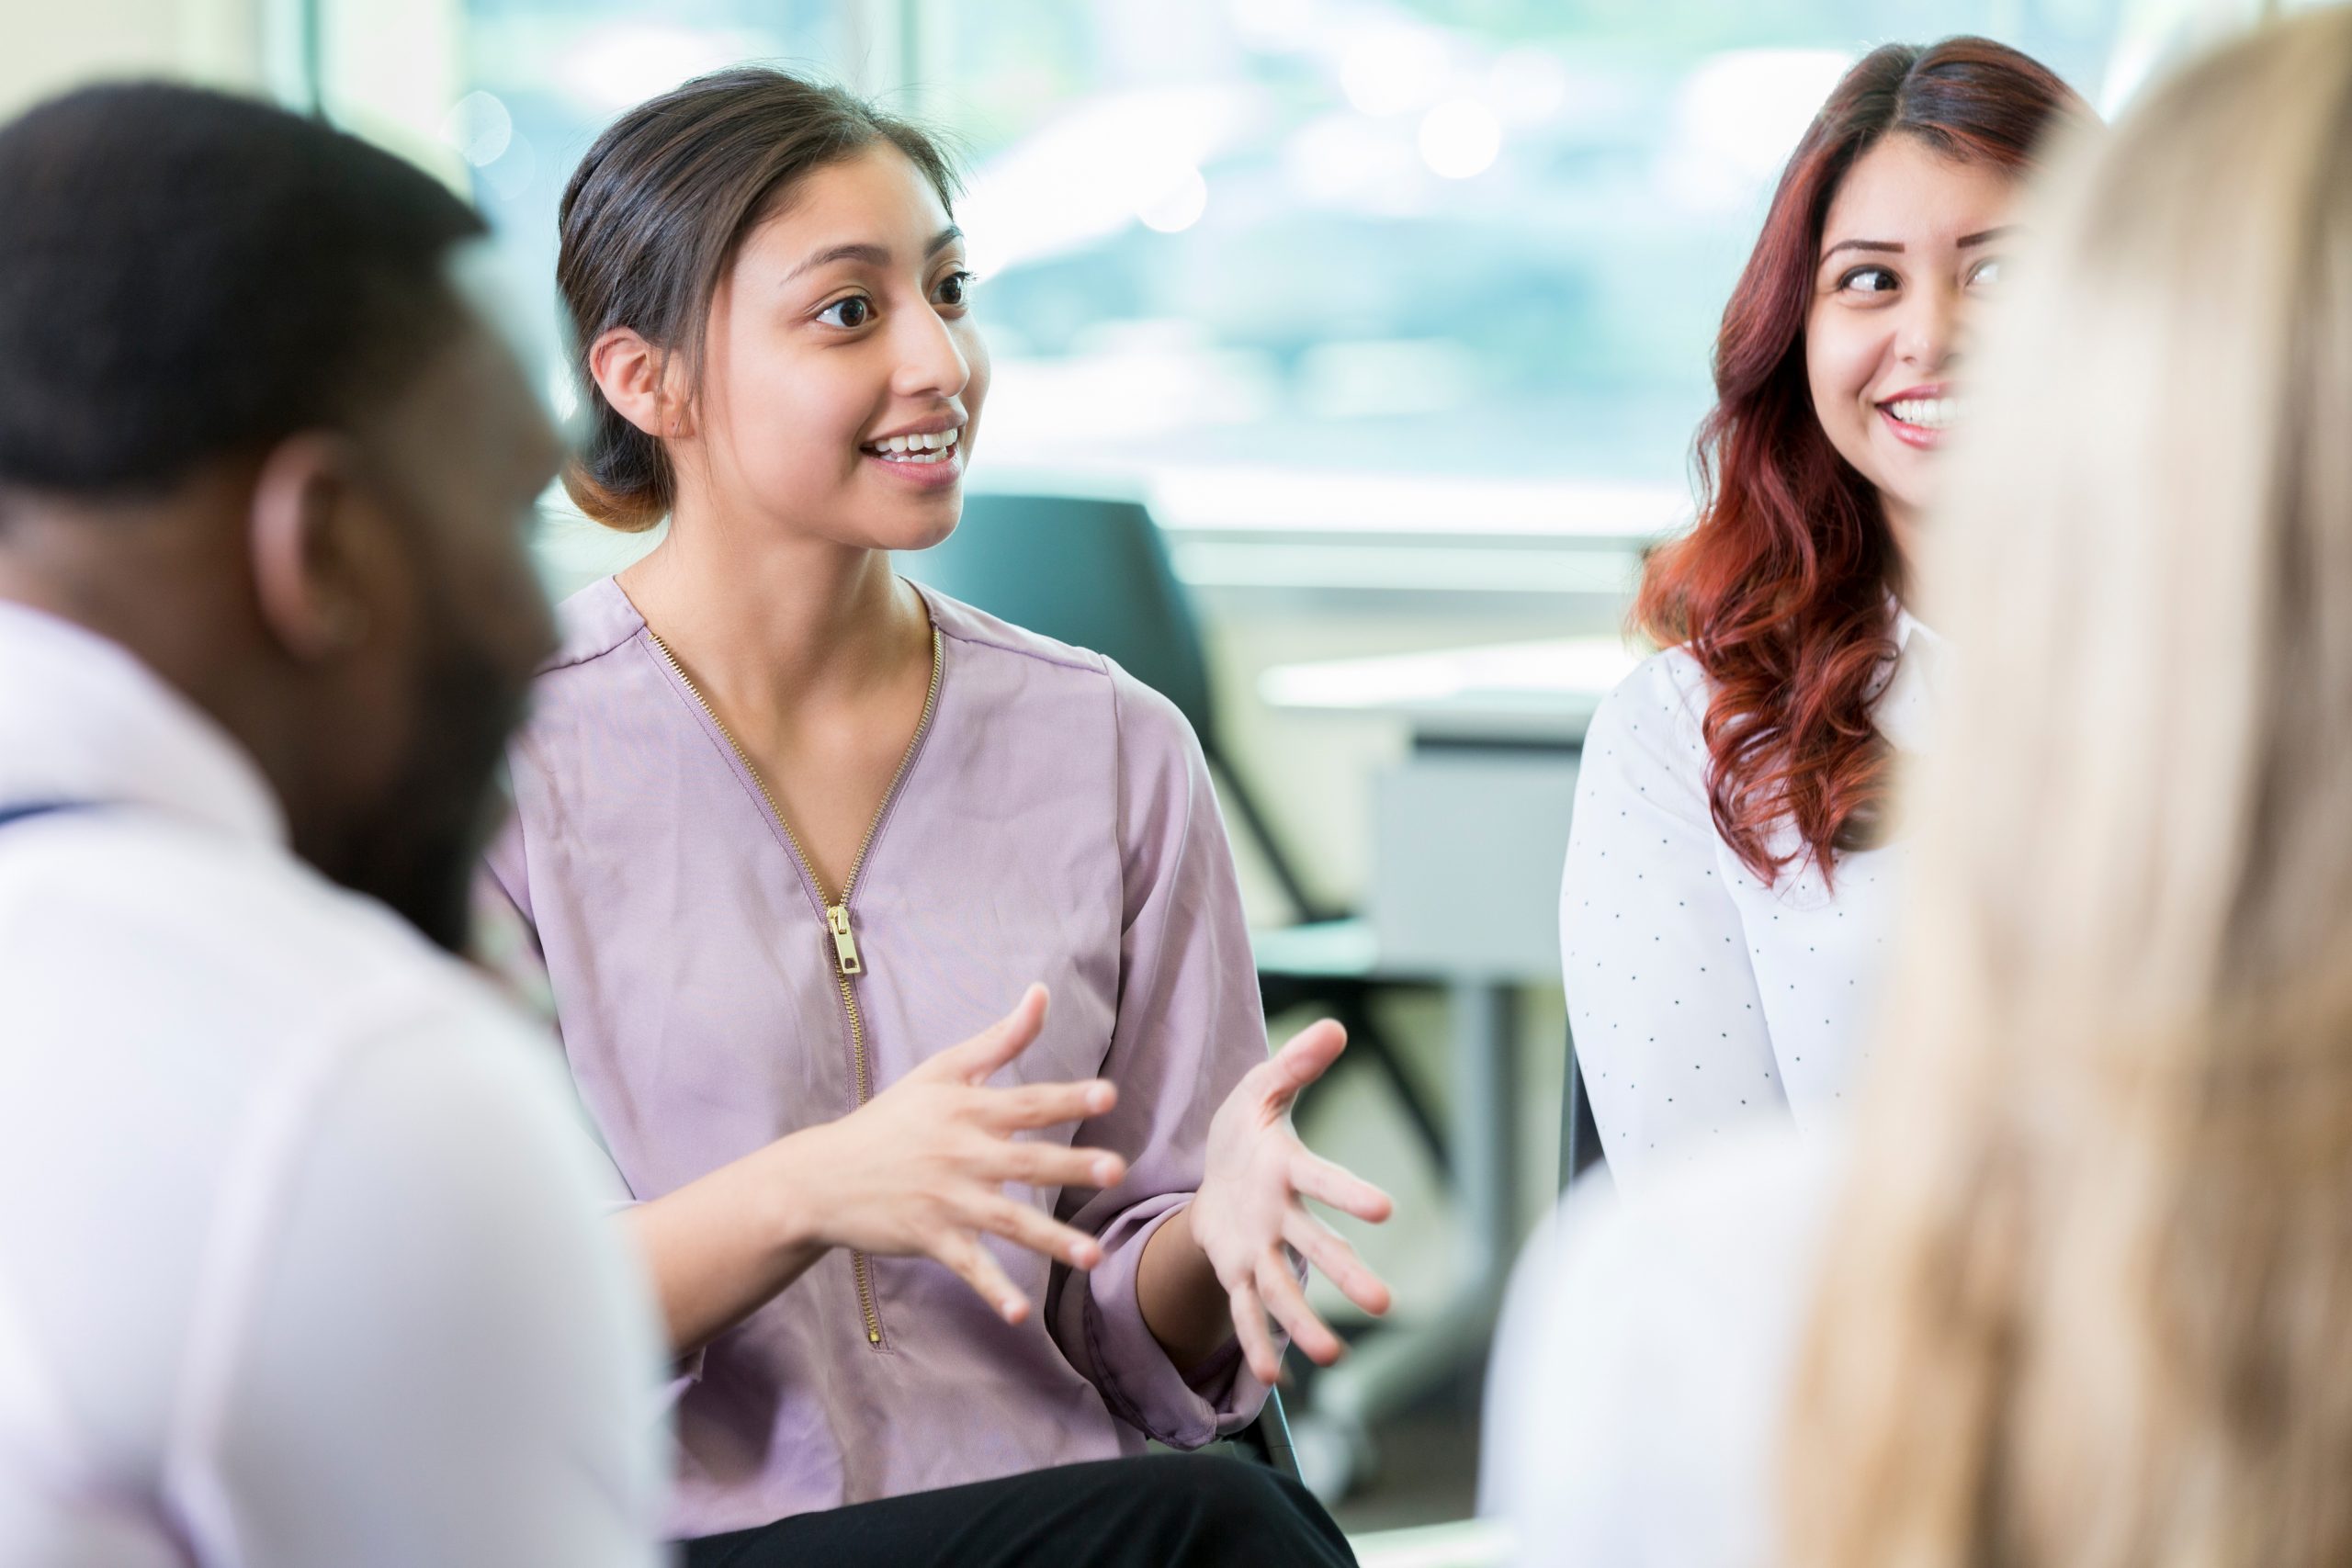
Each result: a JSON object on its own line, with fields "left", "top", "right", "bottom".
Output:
{"left": 1260, "top": 637, "right": 1635, "bottom": 1491}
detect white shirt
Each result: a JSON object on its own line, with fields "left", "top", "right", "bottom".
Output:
{"left": 1481, "top": 1126, "right": 1836, "bottom": 1568}
{"left": 0, "top": 603, "right": 667, "bottom": 1567}
{"left": 1558, "top": 610, "right": 1945, "bottom": 1189}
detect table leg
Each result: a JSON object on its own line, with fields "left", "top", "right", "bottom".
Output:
{"left": 1295, "top": 978, "right": 1520, "bottom": 1495}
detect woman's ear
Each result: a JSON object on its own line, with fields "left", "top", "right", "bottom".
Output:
{"left": 247, "top": 432, "right": 390, "bottom": 663}
{"left": 589, "top": 326, "right": 694, "bottom": 441}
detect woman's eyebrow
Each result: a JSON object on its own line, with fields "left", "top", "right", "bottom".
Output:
{"left": 785, "top": 227, "right": 964, "bottom": 284}
{"left": 785, "top": 241, "right": 890, "bottom": 280}
{"left": 1821, "top": 225, "right": 2017, "bottom": 264}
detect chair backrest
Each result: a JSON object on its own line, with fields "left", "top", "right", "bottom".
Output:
{"left": 1229, "top": 1388, "right": 1303, "bottom": 1483}
{"left": 906, "top": 492, "right": 1218, "bottom": 739}
{"left": 1561, "top": 1034, "right": 1605, "bottom": 1189}
{"left": 910, "top": 491, "right": 1334, "bottom": 921}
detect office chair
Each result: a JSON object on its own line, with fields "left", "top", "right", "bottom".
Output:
{"left": 1229, "top": 1387, "right": 1303, "bottom": 1483}
{"left": 907, "top": 491, "right": 1449, "bottom": 1174}
{"left": 1560, "top": 1028, "right": 1603, "bottom": 1189}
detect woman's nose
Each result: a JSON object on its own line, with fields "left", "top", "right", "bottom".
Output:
{"left": 1900, "top": 282, "right": 1964, "bottom": 373}
{"left": 892, "top": 306, "right": 971, "bottom": 400}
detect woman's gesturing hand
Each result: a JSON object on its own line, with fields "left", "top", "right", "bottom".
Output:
{"left": 1184, "top": 1020, "right": 1396, "bottom": 1384}
{"left": 787, "top": 984, "right": 1127, "bottom": 1325}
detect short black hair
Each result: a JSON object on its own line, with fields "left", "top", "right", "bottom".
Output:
{"left": 0, "top": 82, "right": 488, "bottom": 497}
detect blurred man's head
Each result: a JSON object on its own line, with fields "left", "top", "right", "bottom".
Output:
{"left": 0, "top": 84, "right": 559, "bottom": 952}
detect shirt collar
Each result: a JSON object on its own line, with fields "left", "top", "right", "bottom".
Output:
{"left": 1879, "top": 599, "right": 1948, "bottom": 753}
{"left": 0, "top": 601, "right": 287, "bottom": 848}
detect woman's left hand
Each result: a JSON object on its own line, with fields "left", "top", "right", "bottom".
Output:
{"left": 1186, "top": 1020, "right": 1396, "bottom": 1384}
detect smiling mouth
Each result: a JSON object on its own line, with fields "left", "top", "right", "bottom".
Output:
{"left": 1879, "top": 395, "right": 1960, "bottom": 432}
{"left": 860, "top": 425, "right": 962, "bottom": 465}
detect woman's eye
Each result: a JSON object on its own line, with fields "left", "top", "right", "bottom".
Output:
{"left": 817, "top": 296, "right": 873, "bottom": 329}
{"left": 1838, "top": 265, "right": 1900, "bottom": 295}
{"left": 934, "top": 270, "right": 977, "bottom": 308}
{"left": 1969, "top": 256, "right": 2006, "bottom": 288}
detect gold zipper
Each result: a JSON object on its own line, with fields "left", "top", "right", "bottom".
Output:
{"left": 648, "top": 622, "right": 944, "bottom": 1349}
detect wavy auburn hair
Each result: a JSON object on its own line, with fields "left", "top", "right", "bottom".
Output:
{"left": 1637, "top": 38, "right": 2088, "bottom": 885}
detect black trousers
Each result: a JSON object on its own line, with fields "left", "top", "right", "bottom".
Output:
{"left": 683, "top": 1454, "right": 1356, "bottom": 1568}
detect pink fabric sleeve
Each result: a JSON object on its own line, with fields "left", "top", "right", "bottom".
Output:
{"left": 478, "top": 800, "right": 707, "bottom": 1395}
{"left": 1045, "top": 662, "right": 1278, "bottom": 1449}
{"left": 472, "top": 800, "right": 559, "bottom": 1022}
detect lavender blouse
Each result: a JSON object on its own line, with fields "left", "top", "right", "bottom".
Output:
{"left": 485, "top": 576, "right": 1273, "bottom": 1539}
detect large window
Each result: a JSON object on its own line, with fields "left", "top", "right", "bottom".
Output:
{"left": 444, "top": 0, "right": 2132, "bottom": 513}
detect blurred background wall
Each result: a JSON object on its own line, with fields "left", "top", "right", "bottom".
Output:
{"left": 2, "top": 0, "right": 264, "bottom": 115}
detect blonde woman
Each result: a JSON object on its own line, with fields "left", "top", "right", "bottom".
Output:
{"left": 1486, "top": 9, "right": 2352, "bottom": 1565}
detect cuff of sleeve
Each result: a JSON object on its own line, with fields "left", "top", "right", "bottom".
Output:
{"left": 1055, "top": 1195, "right": 1276, "bottom": 1450}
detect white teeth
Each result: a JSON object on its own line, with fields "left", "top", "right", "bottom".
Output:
{"left": 864, "top": 425, "right": 964, "bottom": 460}
{"left": 1885, "top": 397, "right": 1958, "bottom": 430}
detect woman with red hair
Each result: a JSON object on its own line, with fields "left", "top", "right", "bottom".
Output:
{"left": 1558, "top": 39, "right": 2090, "bottom": 1187}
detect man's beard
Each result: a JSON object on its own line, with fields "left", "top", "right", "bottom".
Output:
{"left": 339, "top": 610, "right": 529, "bottom": 955}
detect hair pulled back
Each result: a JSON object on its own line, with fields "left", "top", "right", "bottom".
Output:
{"left": 557, "top": 68, "right": 958, "bottom": 531}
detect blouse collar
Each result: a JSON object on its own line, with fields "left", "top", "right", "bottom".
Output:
{"left": 1879, "top": 599, "right": 1947, "bottom": 753}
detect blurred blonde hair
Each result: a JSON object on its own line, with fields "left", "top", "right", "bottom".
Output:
{"left": 1783, "top": 9, "right": 2352, "bottom": 1567}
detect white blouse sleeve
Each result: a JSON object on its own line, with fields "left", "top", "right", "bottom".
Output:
{"left": 1561, "top": 652, "right": 1784, "bottom": 1189}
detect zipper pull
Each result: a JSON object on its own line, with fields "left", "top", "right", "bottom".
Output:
{"left": 827, "top": 904, "right": 863, "bottom": 976}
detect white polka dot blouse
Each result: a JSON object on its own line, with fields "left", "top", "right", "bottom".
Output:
{"left": 1558, "top": 607, "right": 1946, "bottom": 1190}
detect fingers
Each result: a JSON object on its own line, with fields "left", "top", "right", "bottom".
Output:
{"left": 1255, "top": 1253, "right": 1345, "bottom": 1367}
{"left": 981, "top": 1078, "right": 1117, "bottom": 1134}
{"left": 1251, "top": 1019, "right": 1349, "bottom": 1109}
{"left": 1227, "top": 1276, "right": 1283, "bottom": 1386}
{"left": 966, "top": 1194, "right": 1104, "bottom": 1271}
{"left": 1283, "top": 1209, "right": 1392, "bottom": 1318}
{"left": 985, "top": 1139, "right": 1128, "bottom": 1192}
{"left": 1289, "top": 1149, "right": 1393, "bottom": 1224}
{"left": 922, "top": 985, "right": 1050, "bottom": 1084}
{"left": 934, "top": 1231, "right": 1031, "bottom": 1325}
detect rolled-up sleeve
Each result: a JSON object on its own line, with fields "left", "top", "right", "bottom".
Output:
{"left": 1045, "top": 661, "right": 1274, "bottom": 1449}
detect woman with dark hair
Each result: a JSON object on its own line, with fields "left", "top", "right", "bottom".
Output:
{"left": 482, "top": 67, "right": 1374, "bottom": 1566}
{"left": 1558, "top": 39, "right": 2092, "bottom": 1186}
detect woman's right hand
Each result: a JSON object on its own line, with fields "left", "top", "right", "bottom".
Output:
{"left": 779, "top": 984, "right": 1126, "bottom": 1324}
